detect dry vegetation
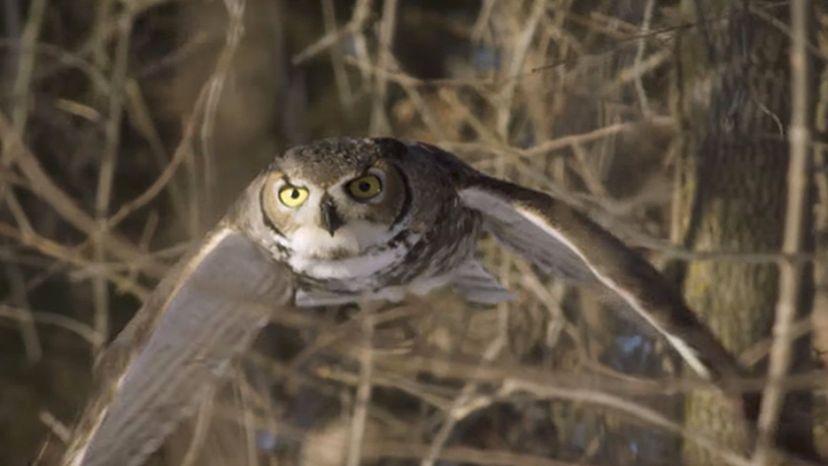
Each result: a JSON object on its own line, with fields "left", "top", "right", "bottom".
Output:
{"left": 1, "top": 1, "right": 827, "bottom": 465}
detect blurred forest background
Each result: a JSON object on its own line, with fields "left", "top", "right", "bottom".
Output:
{"left": 1, "top": 0, "right": 828, "bottom": 465}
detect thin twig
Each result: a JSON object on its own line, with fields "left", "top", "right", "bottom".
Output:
{"left": 3, "top": 263, "right": 42, "bottom": 362}
{"left": 107, "top": 86, "right": 209, "bottom": 229}
{"left": 179, "top": 389, "right": 216, "bottom": 466}
{"left": 739, "top": 317, "right": 813, "bottom": 368}
{"left": 369, "top": 442, "right": 593, "bottom": 466}
{"left": 751, "top": 0, "right": 813, "bottom": 464}
{"left": 322, "top": 0, "right": 354, "bottom": 108}
{"left": 39, "top": 410, "right": 72, "bottom": 443}
{"left": 0, "top": 305, "right": 103, "bottom": 347}
{"left": 345, "top": 305, "right": 376, "bottom": 466}
{"left": 92, "top": 11, "right": 133, "bottom": 352}
{"left": 0, "top": 0, "right": 48, "bottom": 239}
{"left": 1, "top": 0, "right": 47, "bottom": 162}
{"left": 198, "top": 0, "right": 246, "bottom": 229}
{"left": 496, "top": 0, "right": 546, "bottom": 138}
{"left": 291, "top": 0, "right": 372, "bottom": 65}
{"left": 421, "top": 322, "right": 506, "bottom": 466}
{"left": 471, "top": 0, "right": 496, "bottom": 42}
{"left": 0, "top": 38, "right": 110, "bottom": 95}
{"left": 369, "top": 0, "right": 397, "bottom": 135}
{"left": 633, "top": 0, "right": 656, "bottom": 116}
{"left": 124, "top": 80, "right": 189, "bottom": 222}
{"left": 521, "top": 116, "right": 674, "bottom": 156}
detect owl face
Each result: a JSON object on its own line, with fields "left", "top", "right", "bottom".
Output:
{"left": 260, "top": 139, "right": 410, "bottom": 260}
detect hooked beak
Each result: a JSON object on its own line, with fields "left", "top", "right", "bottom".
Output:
{"left": 320, "top": 195, "right": 344, "bottom": 237}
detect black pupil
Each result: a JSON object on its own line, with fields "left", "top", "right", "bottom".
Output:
{"left": 290, "top": 189, "right": 300, "bottom": 199}
{"left": 358, "top": 181, "right": 371, "bottom": 192}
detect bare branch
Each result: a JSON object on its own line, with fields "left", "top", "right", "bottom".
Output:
{"left": 751, "top": 0, "right": 814, "bottom": 464}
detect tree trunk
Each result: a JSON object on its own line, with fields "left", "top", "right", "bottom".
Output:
{"left": 671, "top": 1, "right": 814, "bottom": 464}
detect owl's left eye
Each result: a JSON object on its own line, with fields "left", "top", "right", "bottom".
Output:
{"left": 347, "top": 174, "right": 383, "bottom": 200}
{"left": 278, "top": 185, "right": 309, "bottom": 207}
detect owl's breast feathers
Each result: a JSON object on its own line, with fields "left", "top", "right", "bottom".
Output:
{"left": 288, "top": 205, "right": 482, "bottom": 305}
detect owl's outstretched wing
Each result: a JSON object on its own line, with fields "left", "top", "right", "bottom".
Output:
{"left": 456, "top": 173, "right": 744, "bottom": 386}
{"left": 62, "top": 226, "right": 293, "bottom": 466}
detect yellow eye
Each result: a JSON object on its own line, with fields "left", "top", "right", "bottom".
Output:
{"left": 278, "top": 185, "right": 309, "bottom": 207}
{"left": 347, "top": 174, "right": 383, "bottom": 200}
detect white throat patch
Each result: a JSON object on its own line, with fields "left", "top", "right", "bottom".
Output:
{"left": 289, "top": 224, "right": 360, "bottom": 259}
{"left": 285, "top": 221, "right": 415, "bottom": 282}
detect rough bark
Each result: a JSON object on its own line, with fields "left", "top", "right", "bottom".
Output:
{"left": 671, "top": 1, "right": 813, "bottom": 464}
{"left": 812, "top": 2, "right": 828, "bottom": 459}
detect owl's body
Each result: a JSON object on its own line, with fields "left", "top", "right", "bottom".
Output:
{"left": 237, "top": 138, "right": 506, "bottom": 306}
{"left": 64, "top": 137, "right": 747, "bottom": 466}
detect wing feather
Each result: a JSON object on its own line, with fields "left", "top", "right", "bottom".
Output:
{"left": 459, "top": 177, "right": 744, "bottom": 386}
{"left": 451, "top": 260, "right": 515, "bottom": 304}
{"left": 63, "top": 227, "right": 293, "bottom": 466}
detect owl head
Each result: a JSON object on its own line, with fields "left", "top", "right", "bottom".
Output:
{"left": 259, "top": 138, "right": 413, "bottom": 260}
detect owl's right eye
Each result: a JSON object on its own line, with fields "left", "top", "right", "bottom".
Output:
{"left": 278, "top": 185, "right": 309, "bottom": 207}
